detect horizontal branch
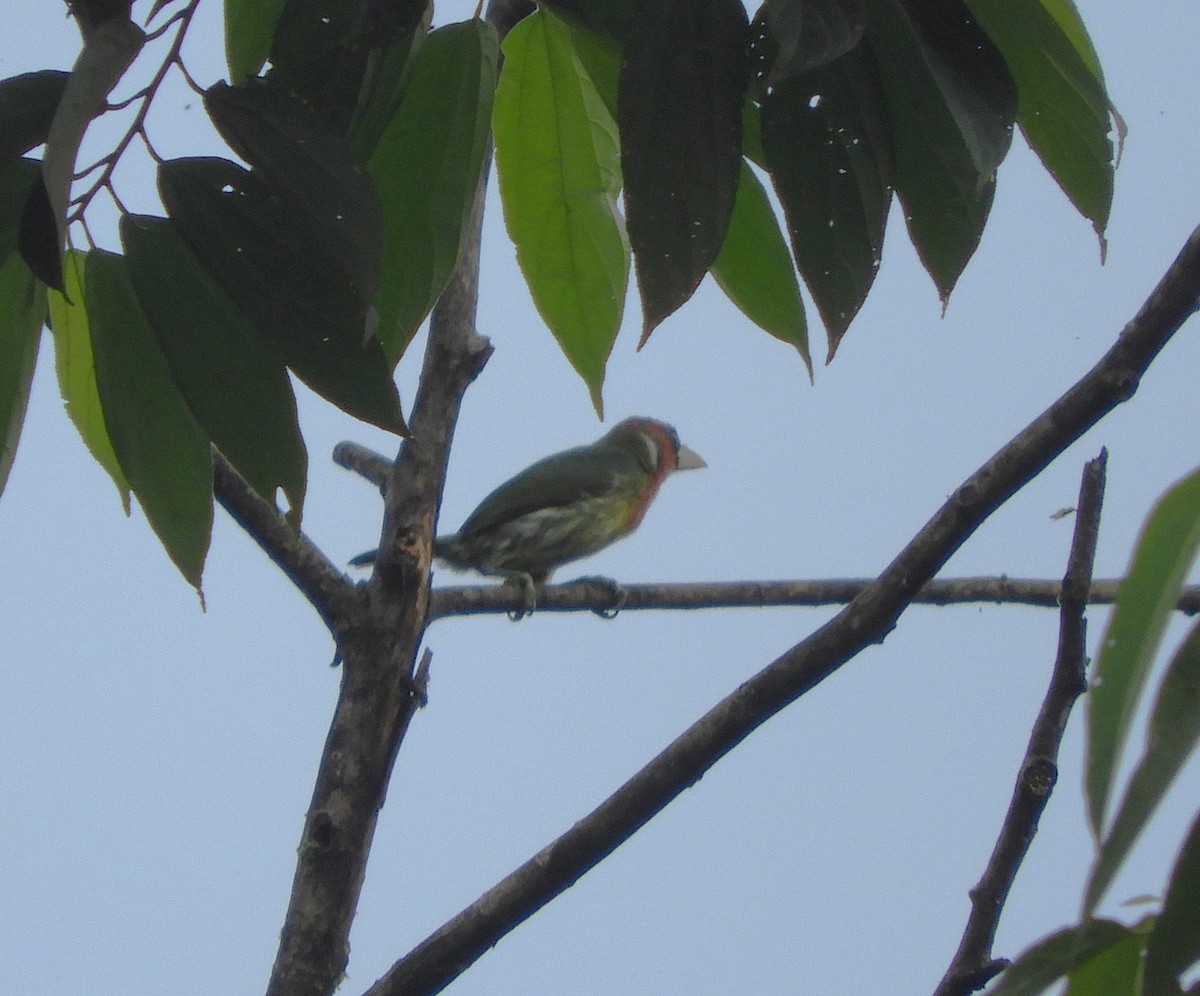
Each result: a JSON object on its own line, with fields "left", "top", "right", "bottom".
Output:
{"left": 427, "top": 576, "right": 1200, "bottom": 618}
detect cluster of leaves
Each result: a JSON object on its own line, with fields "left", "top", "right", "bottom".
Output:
{"left": 991, "top": 471, "right": 1200, "bottom": 995}
{"left": 0, "top": 0, "right": 1113, "bottom": 585}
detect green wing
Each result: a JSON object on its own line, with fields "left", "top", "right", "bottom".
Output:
{"left": 456, "top": 443, "right": 641, "bottom": 536}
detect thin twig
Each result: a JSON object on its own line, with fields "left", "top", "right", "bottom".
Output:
{"left": 934, "top": 451, "right": 1108, "bottom": 996}
{"left": 367, "top": 225, "right": 1200, "bottom": 995}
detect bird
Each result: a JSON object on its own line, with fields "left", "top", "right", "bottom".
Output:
{"left": 351, "top": 417, "right": 705, "bottom": 615}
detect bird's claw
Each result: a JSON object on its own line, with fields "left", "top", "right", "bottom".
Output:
{"left": 573, "top": 575, "right": 627, "bottom": 619}
{"left": 504, "top": 573, "right": 538, "bottom": 621}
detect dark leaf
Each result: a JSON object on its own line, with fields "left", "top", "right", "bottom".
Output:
{"left": 85, "top": 249, "right": 212, "bottom": 591}
{"left": 18, "top": 174, "right": 62, "bottom": 290}
{"left": 0, "top": 157, "right": 39, "bottom": 270}
{"left": 866, "top": 0, "right": 1016, "bottom": 302}
{"left": 1144, "top": 810, "right": 1200, "bottom": 996}
{"left": 749, "top": 0, "right": 867, "bottom": 91}
{"left": 620, "top": 0, "right": 750, "bottom": 343}
{"left": 367, "top": 19, "right": 497, "bottom": 360}
{"left": 121, "top": 214, "right": 308, "bottom": 522}
{"left": 0, "top": 70, "right": 70, "bottom": 162}
{"left": 0, "top": 253, "right": 44, "bottom": 498}
{"left": 205, "top": 79, "right": 383, "bottom": 299}
{"left": 763, "top": 45, "right": 892, "bottom": 356}
{"left": 266, "top": 0, "right": 430, "bottom": 136}
{"left": 159, "top": 157, "right": 406, "bottom": 434}
{"left": 224, "top": 0, "right": 289, "bottom": 83}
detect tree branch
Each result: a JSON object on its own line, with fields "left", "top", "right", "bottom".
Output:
{"left": 934, "top": 451, "right": 1107, "bottom": 996}
{"left": 212, "top": 451, "right": 358, "bottom": 635}
{"left": 421, "top": 576, "right": 1200, "bottom": 618}
{"left": 365, "top": 224, "right": 1200, "bottom": 995}
{"left": 264, "top": 0, "right": 533, "bottom": 989}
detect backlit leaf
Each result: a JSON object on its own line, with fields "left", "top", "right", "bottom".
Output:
{"left": 494, "top": 9, "right": 628, "bottom": 416}
{"left": 46, "top": 249, "right": 129, "bottom": 509}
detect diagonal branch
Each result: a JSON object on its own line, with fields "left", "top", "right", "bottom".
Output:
{"left": 934, "top": 451, "right": 1108, "bottom": 996}
{"left": 364, "top": 224, "right": 1200, "bottom": 995}
{"left": 212, "top": 451, "right": 358, "bottom": 635}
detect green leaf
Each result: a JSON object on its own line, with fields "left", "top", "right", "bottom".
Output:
{"left": 225, "top": 0, "right": 289, "bottom": 84}
{"left": 1085, "top": 618, "right": 1200, "bottom": 913}
{"left": 1062, "top": 924, "right": 1147, "bottom": 996}
{"left": 0, "top": 253, "right": 44, "bottom": 497}
{"left": 120, "top": 214, "right": 307, "bottom": 523}
{"left": 86, "top": 249, "right": 212, "bottom": 591}
{"left": 866, "top": 0, "right": 1016, "bottom": 303}
{"left": 46, "top": 250, "right": 130, "bottom": 509}
{"left": 494, "top": 9, "right": 629, "bottom": 416}
{"left": 1087, "top": 467, "right": 1200, "bottom": 839}
{"left": 204, "top": 79, "right": 383, "bottom": 299}
{"left": 560, "top": 18, "right": 620, "bottom": 119}
{"left": 159, "top": 157, "right": 406, "bottom": 434}
{"left": 762, "top": 45, "right": 892, "bottom": 356}
{"left": 619, "top": 0, "right": 749, "bottom": 343}
{"left": 367, "top": 19, "right": 498, "bottom": 360}
{"left": 1144, "top": 810, "right": 1200, "bottom": 996}
{"left": 986, "top": 919, "right": 1135, "bottom": 996}
{"left": 965, "top": 0, "right": 1112, "bottom": 235}
{"left": 711, "top": 162, "right": 811, "bottom": 374}
{"left": 0, "top": 70, "right": 69, "bottom": 162}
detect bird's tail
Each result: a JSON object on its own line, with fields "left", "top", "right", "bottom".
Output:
{"left": 348, "top": 548, "right": 378, "bottom": 567}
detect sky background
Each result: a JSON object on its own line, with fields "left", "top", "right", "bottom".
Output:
{"left": 3, "top": 2, "right": 1200, "bottom": 994}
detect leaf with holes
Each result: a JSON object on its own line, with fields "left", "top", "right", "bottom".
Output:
{"left": 205, "top": 80, "right": 383, "bottom": 299}
{"left": 619, "top": 0, "right": 749, "bottom": 343}
{"left": 763, "top": 45, "right": 891, "bottom": 356}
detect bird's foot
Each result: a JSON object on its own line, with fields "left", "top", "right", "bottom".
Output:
{"left": 503, "top": 572, "right": 539, "bottom": 621}
{"left": 572, "top": 575, "right": 627, "bottom": 619}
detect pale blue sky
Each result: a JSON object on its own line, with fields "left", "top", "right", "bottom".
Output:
{"left": 2, "top": 2, "right": 1199, "bottom": 994}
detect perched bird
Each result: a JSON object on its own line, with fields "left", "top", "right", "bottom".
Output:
{"left": 351, "top": 417, "right": 705, "bottom": 613}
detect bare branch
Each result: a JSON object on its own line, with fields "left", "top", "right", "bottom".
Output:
{"left": 424, "top": 576, "right": 1200, "bottom": 618}
{"left": 211, "top": 451, "right": 358, "bottom": 634}
{"left": 367, "top": 224, "right": 1200, "bottom": 995}
{"left": 934, "top": 451, "right": 1107, "bottom": 996}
